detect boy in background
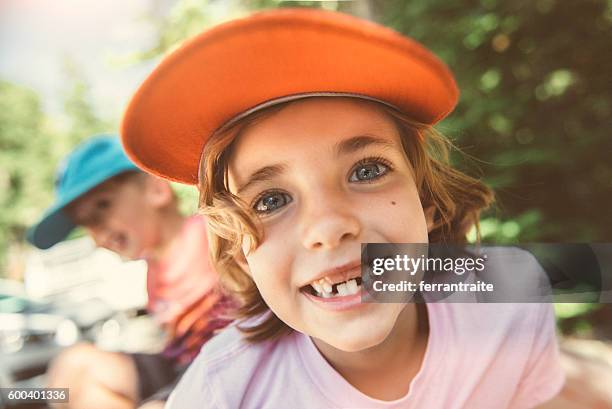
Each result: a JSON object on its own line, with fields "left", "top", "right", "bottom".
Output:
{"left": 27, "top": 134, "right": 233, "bottom": 409}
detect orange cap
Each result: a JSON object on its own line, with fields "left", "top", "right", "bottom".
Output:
{"left": 121, "top": 8, "right": 459, "bottom": 185}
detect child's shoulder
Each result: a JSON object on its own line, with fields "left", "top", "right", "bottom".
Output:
{"left": 166, "top": 320, "right": 299, "bottom": 408}
{"left": 193, "top": 322, "right": 282, "bottom": 376}
{"left": 433, "top": 297, "right": 554, "bottom": 333}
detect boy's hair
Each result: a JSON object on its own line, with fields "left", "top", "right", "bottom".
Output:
{"left": 198, "top": 98, "right": 494, "bottom": 342}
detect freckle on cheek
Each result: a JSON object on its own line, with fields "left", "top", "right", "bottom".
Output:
{"left": 391, "top": 201, "right": 396, "bottom": 205}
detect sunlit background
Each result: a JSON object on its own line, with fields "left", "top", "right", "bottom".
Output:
{"left": 1, "top": 0, "right": 611, "bottom": 406}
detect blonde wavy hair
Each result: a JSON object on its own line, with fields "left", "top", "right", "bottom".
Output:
{"left": 198, "top": 97, "right": 494, "bottom": 342}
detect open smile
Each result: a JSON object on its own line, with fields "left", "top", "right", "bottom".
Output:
{"left": 299, "top": 263, "right": 366, "bottom": 310}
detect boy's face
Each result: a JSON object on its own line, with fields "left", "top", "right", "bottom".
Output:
{"left": 228, "top": 98, "right": 431, "bottom": 352}
{"left": 67, "top": 174, "right": 166, "bottom": 260}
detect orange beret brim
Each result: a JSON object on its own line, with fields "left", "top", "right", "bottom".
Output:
{"left": 121, "top": 8, "right": 459, "bottom": 185}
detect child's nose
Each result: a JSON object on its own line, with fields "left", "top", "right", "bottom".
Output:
{"left": 300, "top": 191, "right": 361, "bottom": 250}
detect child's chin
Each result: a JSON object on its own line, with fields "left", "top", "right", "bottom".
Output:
{"left": 307, "top": 304, "right": 403, "bottom": 352}
{"left": 317, "top": 319, "right": 395, "bottom": 352}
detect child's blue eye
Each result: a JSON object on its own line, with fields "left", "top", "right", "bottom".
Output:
{"left": 253, "top": 191, "right": 292, "bottom": 214}
{"left": 349, "top": 159, "right": 390, "bottom": 182}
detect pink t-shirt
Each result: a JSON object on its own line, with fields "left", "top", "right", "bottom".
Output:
{"left": 167, "top": 301, "right": 564, "bottom": 408}
{"left": 146, "top": 216, "right": 218, "bottom": 325}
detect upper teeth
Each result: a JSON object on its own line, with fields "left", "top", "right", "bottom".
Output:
{"left": 310, "top": 277, "right": 360, "bottom": 297}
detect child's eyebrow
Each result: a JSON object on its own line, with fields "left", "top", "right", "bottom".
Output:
{"left": 236, "top": 136, "right": 393, "bottom": 195}
{"left": 334, "top": 135, "right": 395, "bottom": 156}
{"left": 237, "top": 164, "right": 287, "bottom": 195}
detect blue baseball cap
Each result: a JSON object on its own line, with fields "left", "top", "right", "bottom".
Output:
{"left": 27, "top": 134, "right": 139, "bottom": 249}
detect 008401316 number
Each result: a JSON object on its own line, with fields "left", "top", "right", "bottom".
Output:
{"left": 0, "top": 388, "right": 69, "bottom": 403}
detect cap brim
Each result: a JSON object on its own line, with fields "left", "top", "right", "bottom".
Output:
{"left": 122, "top": 8, "right": 459, "bottom": 185}
{"left": 27, "top": 163, "right": 138, "bottom": 250}
{"left": 27, "top": 204, "right": 77, "bottom": 250}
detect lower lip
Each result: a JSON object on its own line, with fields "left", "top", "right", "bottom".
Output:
{"left": 302, "top": 289, "right": 365, "bottom": 312}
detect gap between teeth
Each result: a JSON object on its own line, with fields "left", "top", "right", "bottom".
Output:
{"left": 311, "top": 278, "right": 360, "bottom": 298}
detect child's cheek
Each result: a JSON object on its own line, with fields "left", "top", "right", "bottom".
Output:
{"left": 244, "top": 235, "right": 301, "bottom": 327}
{"left": 244, "top": 231, "right": 294, "bottom": 291}
{"left": 362, "top": 180, "right": 429, "bottom": 243}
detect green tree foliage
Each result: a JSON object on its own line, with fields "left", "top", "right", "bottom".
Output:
{"left": 0, "top": 75, "right": 110, "bottom": 275}
{"left": 0, "top": 81, "right": 55, "bottom": 270}
{"left": 135, "top": 0, "right": 215, "bottom": 60}
{"left": 378, "top": 0, "right": 612, "bottom": 241}
{"left": 62, "top": 60, "right": 113, "bottom": 144}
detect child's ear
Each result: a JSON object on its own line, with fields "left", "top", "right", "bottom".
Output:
{"left": 424, "top": 205, "right": 437, "bottom": 233}
{"left": 145, "top": 176, "right": 174, "bottom": 208}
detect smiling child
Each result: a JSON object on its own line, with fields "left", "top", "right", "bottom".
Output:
{"left": 121, "top": 8, "right": 564, "bottom": 409}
